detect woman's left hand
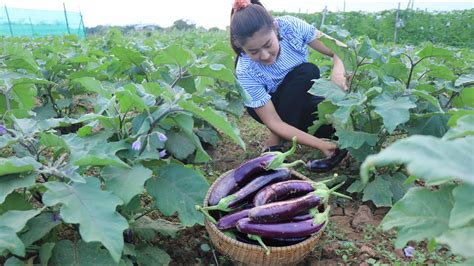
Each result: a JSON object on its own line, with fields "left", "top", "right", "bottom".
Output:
{"left": 331, "top": 73, "right": 348, "bottom": 91}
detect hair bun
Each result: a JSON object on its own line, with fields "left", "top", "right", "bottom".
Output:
{"left": 233, "top": 0, "right": 251, "bottom": 12}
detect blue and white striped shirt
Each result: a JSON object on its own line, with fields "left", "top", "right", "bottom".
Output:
{"left": 235, "top": 16, "right": 318, "bottom": 108}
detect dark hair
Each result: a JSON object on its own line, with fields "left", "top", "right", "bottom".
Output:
{"left": 230, "top": 0, "right": 274, "bottom": 58}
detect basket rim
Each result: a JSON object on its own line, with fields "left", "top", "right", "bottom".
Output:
{"left": 203, "top": 169, "right": 325, "bottom": 252}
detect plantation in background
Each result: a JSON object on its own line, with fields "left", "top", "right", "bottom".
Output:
{"left": 0, "top": 11, "right": 473, "bottom": 265}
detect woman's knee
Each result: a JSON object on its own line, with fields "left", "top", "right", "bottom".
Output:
{"left": 294, "top": 62, "right": 321, "bottom": 80}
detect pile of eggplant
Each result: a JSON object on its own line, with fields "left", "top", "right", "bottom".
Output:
{"left": 196, "top": 137, "right": 350, "bottom": 255}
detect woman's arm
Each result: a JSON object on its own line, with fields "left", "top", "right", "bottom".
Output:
{"left": 254, "top": 100, "right": 337, "bottom": 157}
{"left": 308, "top": 32, "right": 348, "bottom": 91}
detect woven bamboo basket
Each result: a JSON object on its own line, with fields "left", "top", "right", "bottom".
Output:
{"left": 203, "top": 170, "right": 324, "bottom": 266}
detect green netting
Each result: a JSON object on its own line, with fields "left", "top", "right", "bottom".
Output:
{"left": 0, "top": 6, "right": 85, "bottom": 37}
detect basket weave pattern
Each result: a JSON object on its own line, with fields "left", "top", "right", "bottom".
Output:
{"left": 203, "top": 170, "right": 324, "bottom": 265}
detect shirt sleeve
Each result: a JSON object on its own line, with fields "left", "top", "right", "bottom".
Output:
{"left": 286, "top": 16, "right": 318, "bottom": 44}
{"left": 236, "top": 71, "right": 271, "bottom": 108}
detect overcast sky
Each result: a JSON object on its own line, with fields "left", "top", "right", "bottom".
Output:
{"left": 1, "top": 0, "right": 473, "bottom": 29}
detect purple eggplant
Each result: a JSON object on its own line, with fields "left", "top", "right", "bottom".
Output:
{"left": 249, "top": 192, "right": 321, "bottom": 223}
{"left": 208, "top": 137, "right": 305, "bottom": 206}
{"left": 249, "top": 182, "right": 350, "bottom": 223}
{"left": 306, "top": 148, "right": 348, "bottom": 173}
{"left": 203, "top": 168, "right": 293, "bottom": 212}
{"left": 253, "top": 180, "right": 315, "bottom": 206}
{"left": 236, "top": 217, "right": 326, "bottom": 238}
{"left": 216, "top": 208, "right": 250, "bottom": 230}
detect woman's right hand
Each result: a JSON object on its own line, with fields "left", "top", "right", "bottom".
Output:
{"left": 320, "top": 141, "right": 338, "bottom": 157}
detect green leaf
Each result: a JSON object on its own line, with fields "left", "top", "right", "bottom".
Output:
{"left": 116, "top": 90, "right": 147, "bottom": 113}
{"left": 361, "top": 136, "right": 474, "bottom": 185}
{"left": 4, "top": 256, "right": 25, "bottom": 266}
{"left": 362, "top": 175, "right": 393, "bottom": 207}
{"left": 133, "top": 216, "right": 184, "bottom": 240}
{"left": 336, "top": 130, "right": 378, "bottom": 149}
{"left": 455, "top": 73, "right": 474, "bottom": 88}
{"left": 371, "top": 92, "right": 416, "bottom": 133}
{"left": 426, "top": 65, "right": 456, "bottom": 81}
{"left": 39, "top": 242, "right": 55, "bottom": 266}
{"left": 380, "top": 59, "right": 409, "bottom": 83}
{"left": 388, "top": 172, "right": 411, "bottom": 203}
{"left": 49, "top": 240, "right": 117, "bottom": 266}
{"left": 63, "top": 133, "right": 130, "bottom": 168}
{"left": 449, "top": 184, "right": 474, "bottom": 228}
{"left": 0, "top": 173, "right": 35, "bottom": 204}
{"left": 416, "top": 43, "right": 454, "bottom": 59}
{"left": 346, "top": 180, "right": 365, "bottom": 193}
{"left": 172, "top": 114, "right": 211, "bottom": 163}
{"left": 0, "top": 134, "right": 18, "bottom": 149}
{"left": 319, "top": 36, "right": 356, "bottom": 72}
{"left": 308, "top": 100, "right": 338, "bottom": 134}
{"left": 165, "top": 131, "right": 196, "bottom": 160}
{"left": 0, "top": 226, "right": 25, "bottom": 257}
{"left": 39, "top": 132, "right": 68, "bottom": 150}
{"left": 111, "top": 46, "right": 146, "bottom": 67}
{"left": 437, "top": 227, "right": 474, "bottom": 258}
{"left": 19, "top": 212, "right": 61, "bottom": 247}
{"left": 72, "top": 77, "right": 111, "bottom": 98}
{"left": 136, "top": 246, "right": 171, "bottom": 266}
{"left": 0, "top": 192, "right": 32, "bottom": 215}
{"left": 101, "top": 164, "right": 153, "bottom": 205}
{"left": 405, "top": 114, "right": 450, "bottom": 138}
{"left": 189, "top": 64, "right": 235, "bottom": 83}
{"left": 146, "top": 164, "right": 209, "bottom": 226}
{"left": 153, "top": 44, "right": 195, "bottom": 67}
{"left": 448, "top": 109, "right": 474, "bottom": 127}
{"left": 412, "top": 90, "right": 444, "bottom": 112}
{"left": 308, "top": 79, "right": 346, "bottom": 103}
{"left": 443, "top": 115, "right": 474, "bottom": 140}
{"left": 43, "top": 177, "right": 129, "bottom": 263}
{"left": 0, "top": 157, "right": 42, "bottom": 176}
{"left": 453, "top": 87, "right": 474, "bottom": 108}
{"left": 0, "top": 209, "right": 41, "bottom": 232}
{"left": 381, "top": 185, "right": 454, "bottom": 248}
{"left": 179, "top": 101, "right": 245, "bottom": 149}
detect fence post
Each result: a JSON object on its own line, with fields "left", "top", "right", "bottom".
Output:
{"left": 63, "top": 2, "right": 71, "bottom": 34}
{"left": 394, "top": 2, "right": 400, "bottom": 43}
{"left": 321, "top": 5, "right": 327, "bottom": 28}
{"left": 29, "top": 17, "right": 35, "bottom": 35}
{"left": 4, "top": 5, "right": 14, "bottom": 36}
{"left": 80, "top": 12, "right": 86, "bottom": 37}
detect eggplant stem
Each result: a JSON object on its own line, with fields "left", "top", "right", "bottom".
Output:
{"left": 332, "top": 191, "right": 352, "bottom": 200}
{"left": 248, "top": 234, "right": 270, "bottom": 255}
{"left": 264, "top": 136, "right": 298, "bottom": 170}
{"left": 195, "top": 205, "right": 218, "bottom": 224}
{"left": 201, "top": 195, "right": 236, "bottom": 212}
{"left": 328, "top": 181, "right": 345, "bottom": 193}
{"left": 280, "top": 159, "right": 306, "bottom": 169}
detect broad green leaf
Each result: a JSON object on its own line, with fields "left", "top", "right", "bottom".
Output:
{"left": 4, "top": 256, "right": 25, "bottom": 266}
{"left": 146, "top": 164, "right": 209, "bottom": 226}
{"left": 380, "top": 59, "right": 408, "bottom": 83}
{"left": 426, "top": 65, "right": 456, "bottom": 81}
{"left": 333, "top": 106, "right": 353, "bottom": 124}
{"left": 449, "top": 184, "right": 474, "bottom": 228}
{"left": 189, "top": 64, "right": 235, "bottom": 83}
{"left": 336, "top": 130, "right": 378, "bottom": 149}
{"left": 437, "top": 227, "right": 474, "bottom": 258}
{"left": 308, "top": 100, "right": 338, "bottom": 134}
{"left": 361, "top": 136, "right": 474, "bottom": 185}
{"left": 153, "top": 44, "right": 195, "bottom": 67}
{"left": 0, "top": 174, "right": 35, "bottom": 204}
{"left": 111, "top": 46, "right": 146, "bottom": 67}
{"left": 20, "top": 213, "right": 61, "bottom": 248}
{"left": 455, "top": 73, "right": 474, "bottom": 88}
{"left": 5, "top": 48, "right": 40, "bottom": 73}
{"left": 388, "top": 172, "right": 411, "bottom": 203}
{"left": 0, "top": 209, "right": 41, "bottom": 232}
{"left": 72, "top": 77, "right": 111, "bottom": 98}
{"left": 172, "top": 114, "right": 211, "bottom": 163}
{"left": 165, "top": 131, "right": 196, "bottom": 160}
{"left": 447, "top": 109, "right": 474, "bottom": 127}
{"left": 116, "top": 90, "right": 147, "bottom": 113}
{"left": 0, "top": 192, "right": 32, "bottom": 215}
{"left": 405, "top": 113, "right": 450, "bottom": 138}
{"left": 416, "top": 43, "right": 454, "bottom": 59}
{"left": 133, "top": 216, "right": 184, "bottom": 240}
{"left": 358, "top": 37, "right": 382, "bottom": 60}
{"left": 179, "top": 101, "right": 245, "bottom": 149}
{"left": 443, "top": 115, "right": 474, "bottom": 140}
{"left": 63, "top": 133, "right": 130, "bottom": 168}
{"left": 453, "top": 87, "right": 474, "bottom": 108}
{"left": 308, "top": 79, "right": 346, "bottom": 103}
{"left": 362, "top": 175, "right": 393, "bottom": 207}
{"left": 0, "top": 134, "right": 18, "bottom": 149}
{"left": 43, "top": 177, "right": 129, "bottom": 263}
{"left": 39, "top": 242, "right": 55, "bottom": 266}
{"left": 412, "top": 90, "right": 443, "bottom": 112}
{"left": 39, "top": 132, "right": 68, "bottom": 149}
{"left": 136, "top": 246, "right": 171, "bottom": 266}
{"left": 0, "top": 226, "right": 24, "bottom": 257}
{"left": 0, "top": 156, "right": 42, "bottom": 176}
{"left": 372, "top": 92, "right": 416, "bottom": 133}
{"left": 319, "top": 36, "right": 356, "bottom": 72}
{"left": 346, "top": 180, "right": 365, "bottom": 193}
{"left": 49, "top": 240, "right": 117, "bottom": 266}
{"left": 101, "top": 164, "right": 153, "bottom": 205}
{"left": 381, "top": 185, "right": 454, "bottom": 248}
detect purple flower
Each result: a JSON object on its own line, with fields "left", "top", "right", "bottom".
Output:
{"left": 158, "top": 132, "right": 167, "bottom": 142}
{"left": 0, "top": 125, "right": 7, "bottom": 135}
{"left": 404, "top": 246, "right": 415, "bottom": 257}
{"left": 159, "top": 149, "right": 167, "bottom": 158}
{"left": 132, "top": 139, "right": 142, "bottom": 151}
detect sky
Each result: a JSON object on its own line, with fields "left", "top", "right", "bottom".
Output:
{"left": 1, "top": 0, "right": 473, "bottom": 29}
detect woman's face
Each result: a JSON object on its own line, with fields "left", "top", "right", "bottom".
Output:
{"left": 241, "top": 28, "right": 280, "bottom": 65}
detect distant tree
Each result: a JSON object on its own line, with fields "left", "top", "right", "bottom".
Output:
{"left": 172, "top": 19, "right": 196, "bottom": 30}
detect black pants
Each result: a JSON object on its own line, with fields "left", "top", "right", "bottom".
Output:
{"left": 247, "top": 62, "right": 335, "bottom": 139}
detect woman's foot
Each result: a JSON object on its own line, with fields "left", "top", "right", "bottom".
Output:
{"left": 306, "top": 148, "right": 348, "bottom": 172}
